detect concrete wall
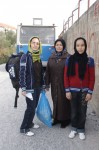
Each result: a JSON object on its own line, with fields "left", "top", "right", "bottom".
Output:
{"left": 62, "top": 0, "right": 99, "bottom": 116}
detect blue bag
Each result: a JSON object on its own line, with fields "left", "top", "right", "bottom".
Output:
{"left": 36, "top": 90, "right": 52, "bottom": 128}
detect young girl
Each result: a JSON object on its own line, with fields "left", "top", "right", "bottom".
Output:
{"left": 64, "top": 37, "right": 95, "bottom": 140}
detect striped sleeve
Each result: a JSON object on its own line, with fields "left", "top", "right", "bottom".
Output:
{"left": 87, "top": 57, "right": 95, "bottom": 94}
{"left": 19, "top": 54, "right": 27, "bottom": 91}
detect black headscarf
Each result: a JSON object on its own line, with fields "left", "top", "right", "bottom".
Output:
{"left": 54, "top": 39, "right": 66, "bottom": 60}
{"left": 67, "top": 37, "right": 88, "bottom": 80}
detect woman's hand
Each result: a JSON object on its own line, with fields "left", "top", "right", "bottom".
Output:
{"left": 45, "top": 88, "right": 49, "bottom": 92}
{"left": 66, "top": 92, "right": 72, "bottom": 100}
{"left": 44, "top": 85, "right": 49, "bottom": 92}
{"left": 85, "top": 93, "right": 92, "bottom": 101}
{"left": 21, "top": 91, "right": 26, "bottom": 97}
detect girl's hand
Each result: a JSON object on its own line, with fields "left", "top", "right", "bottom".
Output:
{"left": 85, "top": 93, "right": 92, "bottom": 101}
{"left": 21, "top": 91, "right": 26, "bottom": 97}
{"left": 66, "top": 92, "right": 72, "bottom": 100}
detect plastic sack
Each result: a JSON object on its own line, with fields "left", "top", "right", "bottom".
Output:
{"left": 36, "top": 90, "right": 52, "bottom": 128}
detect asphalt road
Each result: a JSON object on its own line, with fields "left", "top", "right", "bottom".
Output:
{"left": 0, "top": 64, "right": 99, "bottom": 150}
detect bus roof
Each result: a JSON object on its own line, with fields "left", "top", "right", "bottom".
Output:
{"left": 17, "top": 25, "right": 56, "bottom": 28}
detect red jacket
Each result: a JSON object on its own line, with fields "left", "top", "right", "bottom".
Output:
{"left": 64, "top": 57, "right": 95, "bottom": 94}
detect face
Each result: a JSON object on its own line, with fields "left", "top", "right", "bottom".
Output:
{"left": 55, "top": 41, "right": 63, "bottom": 52}
{"left": 76, "top": 39, "right": 85, "bottom": 54}
{"left": 30, "top": 38, "right": 40, "bottom": 51}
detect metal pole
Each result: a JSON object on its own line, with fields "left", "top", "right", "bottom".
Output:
{"left": 63, "top": 20, "right": 65, "bottom": 33}
{"left": 88, "top": 0, "right": 90, "bottom": 9}
{"left": 66, "top": 22, "right": 68, "bottom": 31}
{"left": 68, "top": 18, "right": 69, "bottom": 29}
{"left": 72, "top": 8, "right": 78, "bottom": 25}
{"left": 87, "top": 0, "right": 90, "bottom": 53}
{"left": 68, "top": 16, "right": 72, "bottom": 29}
{"left": 78, "top": 0, "right": 82, "bottom": 34}
{"left": 78, "top": 0, "right": 80, "bottom": 19}
{"left": 72, "top": 11, "right": 73, "bottom": 25}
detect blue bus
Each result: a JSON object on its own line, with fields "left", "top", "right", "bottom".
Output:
{"left": 16, "top": 22, "right": 55, "bottom": 67}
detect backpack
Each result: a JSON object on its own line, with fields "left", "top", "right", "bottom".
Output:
{"left": 5, "top": 52, "right": 23, "bottom": 108}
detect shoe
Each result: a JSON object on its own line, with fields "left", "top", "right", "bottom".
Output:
{"left": 20, "top": 128, "right": 30, "bottom": 133}
{"left": 29, "top": 122, "right": 40, "bottom": 129}
{"left": 32, "top": 124, "right": 40, "bottom": 129}
{"left": 69, "top": 130, "right": 77, "bottom": 139}
{"left": 25, "top": 131, "right": 34, "bottom": 136}
{"left": 79, "top": 133, "right": 85, "bottom": 140}
{"left": 60, "top": 122, "right": 67, "bottom": 128}
{"left": 60, "top": 119, "right": 71, "bottom": 128}
{"left": 20, "top": 129, "right": 34, "bottom": 136}
{"left": 52, "top": 119, "right": 59, "bottom": 126}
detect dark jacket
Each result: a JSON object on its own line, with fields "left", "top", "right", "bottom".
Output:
{"left": 19, "top": 52, "right": 43, "bottom": 93}
{"left": 45, "top": 51, "right": 71, "bottom": 120}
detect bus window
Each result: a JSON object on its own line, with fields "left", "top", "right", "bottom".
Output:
{"left": 20, "top": 26, "right": 55, "bottom": 45}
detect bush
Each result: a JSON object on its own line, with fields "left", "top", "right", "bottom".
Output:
{"left": 0, "top": 30, "right": 16, "bottom": 64}
{"left": 0, "top": 54, "right": 9, "bottom": 64}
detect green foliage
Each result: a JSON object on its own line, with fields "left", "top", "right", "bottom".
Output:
{"left": 6, "top": 30, "right": 16, "bottom": 45}
{"left": 0, "top": 30, "right": 16, "bottom": 64}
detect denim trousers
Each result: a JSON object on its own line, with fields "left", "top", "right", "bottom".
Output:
{"left": 70, "top": 91, "right": 88, "bottom": 133}
{"left": 20, "top": 88, "right": 41, "bottom": 131}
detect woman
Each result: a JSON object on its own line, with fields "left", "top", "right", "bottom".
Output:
{"left": 45, "top": 39, "right": 71, "bottom": 128}
{"left": 19, "top": 36, "right": 44, "bottom": 136}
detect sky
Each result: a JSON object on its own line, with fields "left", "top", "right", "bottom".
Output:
{"left": 0, "top": 0, "right": 96, "bottom": 38}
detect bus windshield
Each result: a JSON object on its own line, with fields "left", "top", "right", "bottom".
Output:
{"left": 20, "top": 26, "right": 55, "bottom": 45}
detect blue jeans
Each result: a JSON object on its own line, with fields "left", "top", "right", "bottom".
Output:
{"left": 70, "top": 91, "right": 87, "bottom": 133}
{"left": 20, "top": 88, "right": 41, "bottom": 131}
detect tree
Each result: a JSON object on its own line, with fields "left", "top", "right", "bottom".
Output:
{"left": 6, "top": 30, "right": 16, "bottom": 46}
{"left": 0, "top": 30, "right": 16, "bottom": 58}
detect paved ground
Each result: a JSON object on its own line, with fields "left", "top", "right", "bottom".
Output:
{"left": 0, "top": 64, "right": 99, "bottom": 150}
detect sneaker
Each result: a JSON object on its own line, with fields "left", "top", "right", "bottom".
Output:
{"left": 79, "top": 133, "right": 85, "bottom": 140}
{"left": 69, "top": 130, "right": 77, "bottom": 139}
{"left": 32, "top": 124, "right": 40, "bottom": 129}
{"left": 20, "top": 128, "right": 30, "bottom": 133}
{"left": 25, "top": 131, "right": 34, "bottom": 136}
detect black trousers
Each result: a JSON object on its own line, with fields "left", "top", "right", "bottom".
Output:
{"left": 71, "top": 91, "right": 87, "bottom": 133}
{"left": 20, "top": 88, "right": 41, "bottom": 130}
